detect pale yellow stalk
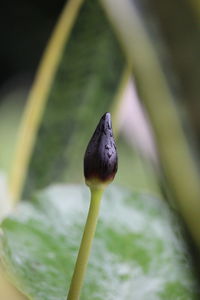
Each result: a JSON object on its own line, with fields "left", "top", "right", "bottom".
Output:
{"left": 100, "top": 0, "right": 200, "bottom": 249}
{"left": 8, "top": 0, "right": 85, "bottom": 204}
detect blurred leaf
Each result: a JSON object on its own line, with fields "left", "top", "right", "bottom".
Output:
{"left": 23, "top": 0, "right": 124, "bottom": 197}
{"left": 1, "top": 184, "right": 199, "bottom": 299}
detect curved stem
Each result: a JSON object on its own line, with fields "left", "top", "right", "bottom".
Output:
{"left": 100, "top": 0, "right": 200, "bottom": 249}
{"left": 67, "top": 187, "right": 104, "bottom": 300}
{"left": 8, "top": 0, "right": 84, "bottom": 205}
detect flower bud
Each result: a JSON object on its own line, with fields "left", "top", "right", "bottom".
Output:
{"left": 84, "top": 112, "right": 118, "bottom": 187}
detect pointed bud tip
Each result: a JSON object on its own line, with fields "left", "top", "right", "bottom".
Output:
{"left": 102, "top": 112, "right": 111, "bottom": 120}
{"left": 84, "top": 112, "right": 118, "bottom": 187}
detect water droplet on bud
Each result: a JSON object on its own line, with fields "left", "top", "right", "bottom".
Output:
{"left": 84, "top": 112, "right": 118, "bottom": 185}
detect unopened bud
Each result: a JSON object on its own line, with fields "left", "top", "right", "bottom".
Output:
{"left": 84, "top": 112, "right": 118, "bottom": 187}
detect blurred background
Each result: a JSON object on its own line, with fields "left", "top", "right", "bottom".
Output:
{"left": 0, "top": 0, "right": 200, "bottom": 298}
{"left": 0, "top": 0, "right": 200, "bottom": 188}
{"left": 0, "top": 0, "right": 199, "bottom": 217}
{"left": 0, "top": 0, "right": 199, "bottom": 201}
{"left": 0, "top": 0, "right": 65, "bottom": 191}
{"left": 0, "top": 0, "right": 66, "bottom": 87}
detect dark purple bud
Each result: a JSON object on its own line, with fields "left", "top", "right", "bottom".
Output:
{"left": 84, "top": 113, "right": 118, "bottom": 186}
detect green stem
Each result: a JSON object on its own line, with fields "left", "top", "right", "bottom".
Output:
{"left": 67, "top": 187, "right": 104, "bottom": 300}
{"left": 8, "top": 0, "right": 84, "bottom": 205}
{"left": 100, "top": 0, "right": 200, "bottom": 249}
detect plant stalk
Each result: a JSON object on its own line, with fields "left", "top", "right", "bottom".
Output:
{"left": 8, "top": 0, "right": 84, "bottom": 205}
{"left": 100, "top": 0, "right": 200, "bottom": 250}
{"left": 67, "top": 187, "right": 104, "bottom": 300}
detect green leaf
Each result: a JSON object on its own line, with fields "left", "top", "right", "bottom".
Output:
{"left": 24, "top": 0, "right": 124, "bottom": 197}
{"left": 1, "top": 184, "right": 199, "bottom": 299}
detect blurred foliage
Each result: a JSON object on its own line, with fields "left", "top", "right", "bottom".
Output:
{"left": 150, "top": 0, "right": 200, "bottom": 143}
{"left": 101, "top": 0, "right": 200, "bottom": 249}
{"left": 25, "top": 0, "right": 125, "bottom": 196}
{"left": 1, "top": 185, "right": 200, "bottom": 299}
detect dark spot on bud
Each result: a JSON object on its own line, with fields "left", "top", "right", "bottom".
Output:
{"left": 84, "top": 112, "right": 118, "bottom": 185}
